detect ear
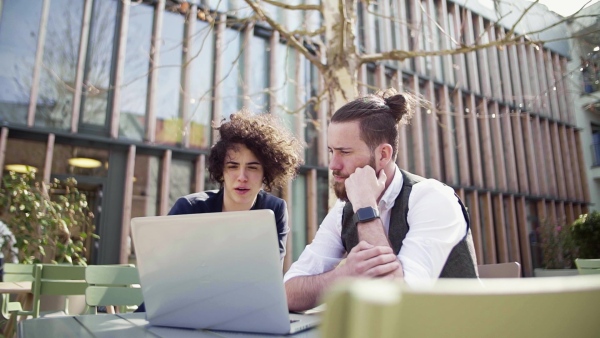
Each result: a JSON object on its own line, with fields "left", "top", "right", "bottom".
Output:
{"left": 377, "top": 143, "right": 393, "bottom": 167}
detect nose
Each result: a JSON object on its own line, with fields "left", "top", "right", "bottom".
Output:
{"left": 237, "top": 168, "right": 248, "bottom": 182}
{"left": 329, "top": 153, "right": 342, "bottom": 171}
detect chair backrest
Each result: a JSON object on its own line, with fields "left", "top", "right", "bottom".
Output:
{"left": 2, "top": 263, "right": 41, "bottom": 283}
{"left": 85, "top": 265, "right": 143, "bottom": 314}
{"left": 321, "top": 275, "right": 600, "bottom": 338}
{"left": 575, "top": 258, "right": 600, "bottom": 275}
{"left": 1, "top": 263, "right": 42, "bottom": 318}
{"left": 35, "top": 264, "right": 87, "bottom": 317}
{"left": 477, "top": 262, "right": 521, "bottom": 278}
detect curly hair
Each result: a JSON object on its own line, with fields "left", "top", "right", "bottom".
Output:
{"left": 208, "top": 110, "right": 304, "bottom": 191}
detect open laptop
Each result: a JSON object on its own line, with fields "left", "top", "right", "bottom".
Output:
{"left": 130, "top": 210, "right": 320, "bottom": 335}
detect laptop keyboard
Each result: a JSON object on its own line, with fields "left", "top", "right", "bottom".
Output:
{"left": 290, "top": 319, "right": 299, "bottom": 323}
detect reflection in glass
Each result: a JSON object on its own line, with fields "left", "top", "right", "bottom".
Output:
{"left": 155, "top": 10, "right": 183, "bottom": 146}
{"left": 35, "top": 0, "right": 84, "bottom": 130}
{"left": 120, "top": 4, "right": 153, "bottom": 140}
{"left": 188, "top": 20, "right": 215, "bottom": 149}
{"left": 274, "top": 44, "right": 297, "bottom": 130}
{"left": 3, "top": 139, "right": 46, "bottom": 174}
{"left": 52, "top": 144, "right": 109, "bottom": 177}
{"left": 221, "top": 28, "right": 242, "bottom": 118}
{"left": 169, "top": 159, "right": 193, "bottom": 207}
{"left": 0, "top": 0, "right": 43, "bottom": 125}
{"left": 81, "top": 0, "right": 117, "bottom": 127}
{"left": 245, "top": 35, "right": 268, "bottom": 114}
{"left": 131, "top": 154, "right": 160, "bottom": 218}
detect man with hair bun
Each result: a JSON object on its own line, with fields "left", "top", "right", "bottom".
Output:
{"left": 284, "top": 89, "right": 478, "bottom": 312}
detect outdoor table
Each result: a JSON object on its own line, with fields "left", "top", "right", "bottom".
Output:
{"left": 0, "top": 281, "right": 32, "bottom": 294}
{"left": 19, "top": 312, "right": 320, "bottom": 337}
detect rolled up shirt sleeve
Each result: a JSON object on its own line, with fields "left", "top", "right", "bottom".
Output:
{"left": 283, "top": 200, "right": 347, "bottom": 283}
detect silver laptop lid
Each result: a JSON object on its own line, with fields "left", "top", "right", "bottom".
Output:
{"left": 130, "top": 210, "right": 292, "bottom": 334}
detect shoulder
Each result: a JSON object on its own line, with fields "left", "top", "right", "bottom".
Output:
{"left": 257, "top": 190, "right": 286, "bottom": 210}
{"left": 408, "top": 179, "right": 463, "bottom": 217}
{"left": 410, "top": 179, "right": 457, "bottom": 202}
{"left": 169, "top": 190, "right": 221, "bottom": 214}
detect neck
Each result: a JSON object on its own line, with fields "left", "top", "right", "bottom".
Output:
{"left": 222, "top": 194, "right": 257, "bottom": 212}
{"left": 377, "top": 163, "right": 397, "bottom": 203}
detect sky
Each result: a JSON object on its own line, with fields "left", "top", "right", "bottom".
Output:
{"left": 536, "top": 0, "right": 599, "bottom": 16}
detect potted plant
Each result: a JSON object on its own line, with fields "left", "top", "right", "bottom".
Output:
{"left": 534, "top": 218, "right": 579, "bottom": 277}
{"left": 0, "top": 171, "right": 96, "bottom": 265}
{"left": 571, "top": 212, "right": 600, "bottom": 259}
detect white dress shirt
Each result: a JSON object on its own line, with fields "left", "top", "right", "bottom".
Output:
{"left": 283, "top": 165, "right": 467, "bottom": 285}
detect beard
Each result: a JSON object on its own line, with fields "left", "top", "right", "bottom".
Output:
{"left": 332, "top": 155, "right": 377, "bottom": 202}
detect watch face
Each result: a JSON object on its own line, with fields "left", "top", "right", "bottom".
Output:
{"left": 356, "top": 207, "right": 379, "bottom": 222}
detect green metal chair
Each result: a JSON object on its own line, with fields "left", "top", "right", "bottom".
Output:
{"left": 84, "top": 265, "right": 143, "bottom": 314}
{"left": 1, "top": 263, "right": 42, "bottom": 338}
{"left": 575, "top": 258, "right": 600, "bottom": 275}
{"left": 35, "top": 264, "right": 88, "bottom": 317}
{"left": 320, "top": 276, "right": 600, "bottom": 338}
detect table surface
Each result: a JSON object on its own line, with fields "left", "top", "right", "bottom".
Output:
{"left": 19, "top": 312, "right": 320, "bottom": 338}
{"left": 0, "top": 281, "right": 32, "bottom": 294}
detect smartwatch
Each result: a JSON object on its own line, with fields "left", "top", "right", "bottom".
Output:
{"left": 352, "top": 207, "right": 380, "bottom": 224}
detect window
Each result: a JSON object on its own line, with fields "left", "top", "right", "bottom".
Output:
{"left": 591, "top": 124, "right": 600, "bottom": 166}
{"left": 0, "top": 0, "right": 44, "bottom": 125}
{"left": 35, "top": 0, "right": 85, "bottom": 130}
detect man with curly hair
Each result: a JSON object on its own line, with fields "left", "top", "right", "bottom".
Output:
{"left": 135, "top": 110, "right": 302, "bottom": 313}
{"left": 168, "top": 110, "right": 303, "bottom": 262}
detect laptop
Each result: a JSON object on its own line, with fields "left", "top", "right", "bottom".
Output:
{"left": 130, "top": 210, "right": 321, "bottom": 335}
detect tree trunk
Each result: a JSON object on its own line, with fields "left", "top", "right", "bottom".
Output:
{"left": 322, "top": 0, "right": 360, "bottom": 207}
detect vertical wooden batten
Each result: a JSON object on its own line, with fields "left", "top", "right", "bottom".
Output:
{"left": 0, "top": 127, "right": 8, "bottom": 174}
{"left": 181, "top": 3, "right": 198, "bottom": 148}
{"left": 195, "top": 154, "right": 205, "bottom": 193}
{"left": 120, "top": 145, "right": 136, "bottom": 264}
{"left": 211, "top": 14, "right": 226, "bottom": 145}
{"left": 516, "top": 196, "right": 533, "bottom": 277}
{"left": 110, "top": 0, "right": 130, "bottom": 138}
{"left": 71, "top": 0, "right": 93, "bottom": 133}
{"left": 43, "top": 134, "right": 55, "bottom": 184}
{"left": 27, "top": 0, "right": 51, "bottom": 126}
{"left": 307, "top": 169, "right": 318, "bottom": 244}
{"left": 159, "top": 149, "right": 172, "bottom": 216}
{"left": 145, "top": 0, "right": 166, "bottom": 143}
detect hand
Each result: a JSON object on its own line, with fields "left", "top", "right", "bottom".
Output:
{"left": 336, "top": 241, "right": 400, "bottom": 278}
{"left": 344, "top": 166, "right": 387, "bottom": 211}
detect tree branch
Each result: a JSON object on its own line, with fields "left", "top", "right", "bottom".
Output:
{"left": 243, "top": 0, "right": 324, "bottom": 71}
{"left": 260, "top": 0, "right": 322, "bottom": 12}
{"left": 506, "top": 0, "right": 538, "bottom": 39}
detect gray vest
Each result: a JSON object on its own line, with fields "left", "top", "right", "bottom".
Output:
{"left": 341, "top": 169, "right": 478, "bottom": 278}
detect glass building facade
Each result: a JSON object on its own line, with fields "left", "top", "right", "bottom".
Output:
{"left": 0, "top": 0, "right": 589, "bottom": 276}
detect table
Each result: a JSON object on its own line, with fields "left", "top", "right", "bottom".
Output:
{"left": 19, "top": 313, "right": 320, "bottom": 338}
{"left": 0, "top": 281, "right": 32, "bottom": 294}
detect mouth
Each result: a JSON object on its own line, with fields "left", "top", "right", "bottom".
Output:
{"left": 234, "top": 187, "right": 250, "bottom": 194}
{"left": 333, "top": 175, "right": 347, "bottom": 183}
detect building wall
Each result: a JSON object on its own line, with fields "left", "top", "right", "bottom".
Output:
{"left": 569, "top": 2, "right": 600, "bottom": 212}
{"left": 0, "top": 0, "right": 590, "bottom": 277}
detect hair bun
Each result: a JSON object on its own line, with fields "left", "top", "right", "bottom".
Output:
{"left": 384, "top": 94, "right": 408, "bottom": 123}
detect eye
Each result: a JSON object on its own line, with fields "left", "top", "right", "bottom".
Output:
{"left": 248, "top": 166, "right": 259, "bottom": 170}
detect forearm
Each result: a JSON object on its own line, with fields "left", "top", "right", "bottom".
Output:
{"left": 358, "top": 220, "right": 404, "bottom": 280}
{"left": 285, "top": 269, "right": 340, "bottom": 312}
{"left": 357, "top": 218, "right": 391, "bottom": 247}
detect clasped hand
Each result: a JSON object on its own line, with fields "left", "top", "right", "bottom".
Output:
{"left": 337, "top": 241, "right": 401, "bottom": 278}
